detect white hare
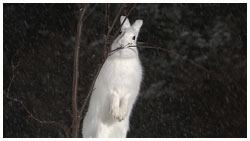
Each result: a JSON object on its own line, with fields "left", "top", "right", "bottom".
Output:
{"left": 82, "top": 16, "right": 143, "bottom": 138}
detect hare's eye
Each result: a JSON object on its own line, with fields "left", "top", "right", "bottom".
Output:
{"left": 119, "top": 31, "right": 122, "bottom": 34}
{"left": 132, "top": 36, "right": 136, "bottom": 40}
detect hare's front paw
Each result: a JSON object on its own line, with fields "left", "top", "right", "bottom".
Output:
{"left": 110, "top": 104, "right": 128, "bottom": 122}
{"left": 116, "top": 94, "right": 129, "bottom": 121}
{"left": 110, "top": 101, "right": 120, "bottom": 121}
{"left": 110, "top": 89, "right": 128, "bottom": 122}
{"left": 110, "top": 89, "right": 121, "bottom": 121}
{"left": 117, "top": 105, "right": 128, "bottom": 121}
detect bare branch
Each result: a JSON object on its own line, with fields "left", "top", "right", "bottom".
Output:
{"left": 107, "top": 4, "right": 126, "bottom": 37}
{"left": 103, "top": 4, "right": 109, "bottom": 57}
{"left": 107, "top": 4, "right": 110, "bottom": 29}
{"left": 4, "top": 92, "right": 70, "bottom": 138}
{"left": 72, "top": 4, "right": 88, "bottom": 138}
{"left": 82, "top": 4, "right": 97, "bottom": 23}
{"left": 7, "top": 59, "right": 21, "bottom": 95}
{"left": 107, "top": 46, "right": 125, "bottom": 57}
{"left": 4, "top": 59, "right": 69, "bottom": 138}
{"left": 128, "top": 45, "right": 226, "bottom": 82}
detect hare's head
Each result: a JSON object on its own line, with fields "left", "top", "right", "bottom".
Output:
{"left": 111, "top": 16, "right": 143, "bottom": 58}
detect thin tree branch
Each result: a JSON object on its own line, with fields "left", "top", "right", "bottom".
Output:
{"left": 4, "top": 59, "right": 69, "bottom": 138}
{"left": 82, "top": 4, "right": 97, "bottom": 23}
{"left": 128, "top": 45, "right": 227, "bottom": 82}
{"left": 104, "top": 4, "right": 108, "bottom": 34}
{"left": 104, "top": 4, "right": 126, "bottom": 53}
{"left": 107, "top": 46, "right": 125, "bottom": 56}
{"left": 107, "top": 4, "right": 110, "bottom": 29}
{"left": 106, "top": 4, "right": 126, "bottom": 37}
{"left": 103, "top": 4, "right": 109, "bottom": 57}
{"left": 4, "top": 92, "right": 69, "bottom": 138}
{"left": 7, "top": 59, "right": 21, "bottom": 94}
{"left": 108, "top": 44, "right": 229, "bottom": 83}
{"left": 72, "top": 4, "right": 88, "bottom": 138}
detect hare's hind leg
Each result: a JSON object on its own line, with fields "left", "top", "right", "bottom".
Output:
{"left": 107, "top": 121, "right": 128, "bottom": 138}
{"left": 82, "top": 122, "right": 97, "bottom": 138}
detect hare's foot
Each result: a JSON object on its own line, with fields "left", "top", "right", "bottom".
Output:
{"left": 111, "top": 104, "right": 128, "bottom": 122}
{"left": 110, "top": 89, "right": 120, "bottom": 121}
{"left": 116, "top": 95, "right": 129, "bottom": 121}
{"left": 116, "top": 105, "right": 128, "bottom": 121}
{"left": 110, "top": 89, "right": 129, "bottom": 122}
{"left": 110, "top": 100, "right": 120, "bottom": 121}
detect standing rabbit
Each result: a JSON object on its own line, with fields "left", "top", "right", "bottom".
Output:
{"left": 82, "top": 16, "right": 143, "bottom": 138}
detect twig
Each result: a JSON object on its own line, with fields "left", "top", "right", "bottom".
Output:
{"left": 106, "top": 4, "right": 126, "bottom": 37}
{"left": 107, "top": 4, "right": 110, "bottom": 29}
{"left": 104, "top": 4, "right": 108, "bottom": 34}
{"left": 82, "top": 4, "right": 97, "bottom": 23}
{"left": 4, "top": 59, "right": 69, "bottom": 138}
{"left": 7, "top": 59, "right": 21, "bottom": 95}
{"left": 72, "top": 4, "right": 88, "bottom": 138}
{"left": 4, "top": 92, "right": 69, "bottom": 138}
{"left": 104, "top": 4, "right": 126, "bottom": 54}
{"left": 107, "top": 46, "right": 125, "bottom": 56}
{"left": 128, "top": 45, "right": 225, "bottom": 82}
{"left": 103, "top": 4, "right": 109, "bottom": 57}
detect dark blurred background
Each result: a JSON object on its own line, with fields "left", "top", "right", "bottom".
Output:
{"left": 3, "top": 3, "right": 247, "bottom": 138}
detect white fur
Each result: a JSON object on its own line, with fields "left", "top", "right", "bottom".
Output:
{"left": 82, "top": 16, "right": 143, "bottom": 138}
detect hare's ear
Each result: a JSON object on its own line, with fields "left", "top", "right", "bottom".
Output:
{"left": 120, "top": 16, "right": 131, "bottom": 29}
{"left": 132, "top": 20, "right": 143, "bottom": 33}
